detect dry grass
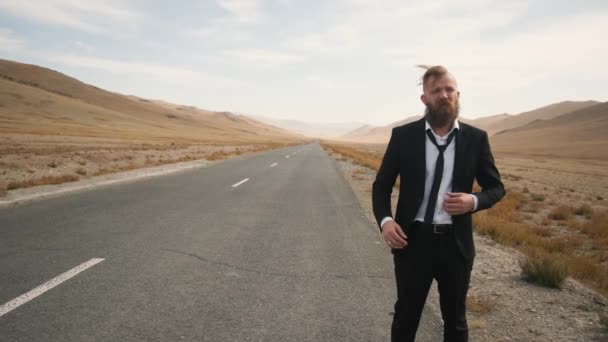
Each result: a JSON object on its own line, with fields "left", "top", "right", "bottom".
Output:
{"left": 323, "top": 142, "right": 608, "bottom": 295}
{"left": 530, "top": 193, "right": 545, "bottom": 202}
{"left": 467, "top": 295, "right": 498, "bottom": 314}
{"left": 0, "top": 181, "right": 7, "bottom": 197}
{"left": 321, "top": 143, "right": 381, "bottom": 171}
{"left": 548, "top": 205, "right": 573, "bottom": 220}
{"left": 579, "top": 212, "right": 608, "bottom": 240}
{"left": 475, "top": 189, "right": 608, "bottom": 294}
{"left": 468, "top": 319, "right": 488, "bottom": 330}
{"left": 206, "top": 150, "right": 231, "bottom": 161}
{"left": 574, "top": 204, "right": 594, "bottom": 219}
{"left": 599, "top": 311, "right": 608, "bottom": 331}
{"left": 520, "top": 250, "right": 569, "bottom": 288}
{"left": 7, "top": 174, "right": 80, "bottom": 190}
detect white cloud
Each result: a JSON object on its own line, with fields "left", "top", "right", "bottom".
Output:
{"left": 215, "top": 0, "right": 262, "bottom": 24}
{"left": 283, "top": 24, "right": 360, "bottom": 57}
{"left": 0, "top": 0, "right": 142, "bottom": 34}
{"left": 0, "top": 28, "right": 25, "bottom": 52}
{"left": 226, "top": 48, "right": 303, "bottom": 65}
{"left": 45, "top": 53, "right": 241, "bottom": 86}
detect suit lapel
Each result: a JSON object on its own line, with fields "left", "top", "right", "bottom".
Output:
{"left": 452, "top": 123, "right": 467, "bottom": 192}
{"left": 414, "top": 118, "right": 427, "bottom": 197}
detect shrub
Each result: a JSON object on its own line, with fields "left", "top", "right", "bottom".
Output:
{"left": 574, "top": 204, "right": 593, "bottom": 219}
{"left": 531, "top": 193, "right": 545, "bottom": 202}
{"left": 548, "top": 206, "right": 572, "bottom": 221}
{"left": 467, "top": 295, "right": 497, "bottom": 314}
{"left": 599, "top": 312, "right": 608, "bottom": 331}
{"left": 520, "top": 251, "right": 569, "bottom": 288}
{"left": 7, "top": 175, "right": 79, "bottom": 190}
{"left": 580, "top": 212, "right": 608, "bottom": 239}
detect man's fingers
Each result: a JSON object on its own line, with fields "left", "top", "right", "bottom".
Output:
{"left": 390, "top": 231, "right": 407, "bottom": 245}
{"left": 382, "top": 222, "right": 408, "bottom": 248}
{"left": 395, "top": 224, "right": 408, "bottom": 240}
{"left": 444, "top": 196, "right": 463, "bottom": 204}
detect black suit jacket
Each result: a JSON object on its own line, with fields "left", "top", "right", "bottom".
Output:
{"left": 372, "top": 118, "right": 505, "bottom": 264}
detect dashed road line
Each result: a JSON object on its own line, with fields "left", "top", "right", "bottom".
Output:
{"left": 232, "top": 178, "right": 250, "bottom": 188}
{"left": 0, "top": 258, "right": 105, "bottom": 317}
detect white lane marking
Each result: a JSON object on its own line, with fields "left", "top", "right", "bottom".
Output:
{"left": 270, "top": 162, "right": 278, "bottom": 167}
{"left": 285, "top": 155, "right": 290, "bottom": 158}
{"left": 0, "top": 258, "right": 105, "bottom": 317}
{"left": 232, "top": 178, "right": 249, "bottom": 187}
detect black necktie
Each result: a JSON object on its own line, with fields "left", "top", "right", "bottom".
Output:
{"left": 424, "top": 129, "right": 457, "bottom": 224}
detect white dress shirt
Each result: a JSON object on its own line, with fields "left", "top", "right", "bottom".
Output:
{"left": 381, "top": 120, "right": 478, "bottom": 228}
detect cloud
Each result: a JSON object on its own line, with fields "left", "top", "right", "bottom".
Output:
{"left": 45, "top": 53, "right": 241, "bottom": 86}
{"left": 215, "top": 0, "right": 262, "bottom": 24}
{"left": 0, "top": 0, "right": 142, "bottom": 34}
{"left": 226, "top": 48, "right": 303, "bottom": 65}
{"left": 0, "top": 28, "right": 25, "bottom": 52}
{"left": 283, "top": 24, "right": 360, "bottom": 57}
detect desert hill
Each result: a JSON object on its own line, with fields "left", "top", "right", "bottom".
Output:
{"left": 490, "top": 101, "right": 608, "bottom": 160}
{"left": 0, "top": 58, "right": 300, "bottom": 144}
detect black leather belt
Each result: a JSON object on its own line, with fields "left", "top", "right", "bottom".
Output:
{"left": 412, "top": 221, "right": 453, "bottom": 234}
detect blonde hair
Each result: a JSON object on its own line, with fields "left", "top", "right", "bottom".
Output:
{"left": 417, "top": 65, "right": 449, "bottom": 89}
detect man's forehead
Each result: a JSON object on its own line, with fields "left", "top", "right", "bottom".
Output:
{"left": 424, "top": 73, "right": 458, "bottom": 90}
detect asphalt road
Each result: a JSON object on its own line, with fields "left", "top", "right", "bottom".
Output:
{"left": 0, "top": 143, "right": 442, "bottom": 341}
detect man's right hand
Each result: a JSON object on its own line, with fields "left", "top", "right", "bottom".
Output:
{"left": 381, "top": 220, "right": 408, "bottom": 249}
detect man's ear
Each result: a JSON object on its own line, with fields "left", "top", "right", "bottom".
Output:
{"left": 420, "top": 94, "right": 427, "bottom": 105}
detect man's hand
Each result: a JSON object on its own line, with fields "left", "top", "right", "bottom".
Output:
{"left": 382, "top": 220, "right": 408, "bottom": 249}
{"left": 443, "top": 192, "right": 474, "bottom": 215}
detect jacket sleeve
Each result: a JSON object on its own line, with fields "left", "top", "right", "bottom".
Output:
{"left": 472, "top": 131, "right": 505, "bottom": 211}
{"left": 372, "top": 127, "right": 400, "bottom": 229}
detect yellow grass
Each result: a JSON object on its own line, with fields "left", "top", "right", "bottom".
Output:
{"left": 520, "top": 249, "right": 569, "bottom": 288}
{"left": 321, "top": 143, "right": 381, "bottom": 171}
{"left": 548, "top": 205, "right": 573, "bottom": 220}
{"left": 467, "top": 295, "right": 497, "bottom": 314}
{"left": 325, "top": 141, "right": 608, "bottom": 296}
{"left": 7, "top": 174, "right": 79, "bottom": 189}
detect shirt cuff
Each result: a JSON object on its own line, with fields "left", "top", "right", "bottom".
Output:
{"left": 471, "top": 194, "right": 478, "bottom": 211}
{"left": 380, "top": 217, "right": 394, "bottom": 229}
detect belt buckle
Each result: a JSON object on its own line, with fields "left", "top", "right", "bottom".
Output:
{"left": 433, "top": 224, "right": 441, "bottom": 234}
{"left": 433, "top": 224, "right": 447, "bottom": 234}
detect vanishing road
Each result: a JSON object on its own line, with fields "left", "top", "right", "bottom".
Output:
{"left": 0, "top": 143, "right": 442, "bottom": 341}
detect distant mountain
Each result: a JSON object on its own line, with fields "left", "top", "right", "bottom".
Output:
{"left": 0, "top": 58, "right": 300, "bottom": 144}
{"left": 337, "top": 101, "right": 601, "bottom": 144}
{"left": 481, "top": 101, "right": 600, "bottom": 136}
{"left": 490, "top": 102, "right": 608, "bottom": 160}
{"left": 251, "top": 115, "right": 365, "bottom": 138}
{"left": 462, "top": 113, "right": 512, "bottom": 132}
{"left": 338, "top": 115, "right": 421, "bottom": 144}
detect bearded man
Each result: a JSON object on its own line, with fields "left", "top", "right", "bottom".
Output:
{"left": 372, "top": 65, "right": 505, "bottom": 342}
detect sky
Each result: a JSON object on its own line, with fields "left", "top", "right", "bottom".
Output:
{"left": 0, "top": 0, "right": 607, "bottom": 126}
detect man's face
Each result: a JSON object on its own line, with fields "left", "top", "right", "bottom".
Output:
{"left": 421, "top": 73, "right": 460, "bottom": 128}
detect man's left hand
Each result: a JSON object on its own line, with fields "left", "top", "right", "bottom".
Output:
{"left": 442, "top": 192, "right": 474, "bottom": 215}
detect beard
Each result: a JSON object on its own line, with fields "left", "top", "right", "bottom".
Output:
{"left": 425, "top": 98, "right": 460, "bottom": 129}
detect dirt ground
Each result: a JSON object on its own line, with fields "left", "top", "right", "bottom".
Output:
{"left": 324, "top": 146, "right": 608, "bottom": 342}
{"left": 0, "top": 133, "right": 284, "bottom": 196}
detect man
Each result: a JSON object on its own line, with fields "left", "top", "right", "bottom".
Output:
{"left": 372, "top": 65, "right": 505, "bottom": 342}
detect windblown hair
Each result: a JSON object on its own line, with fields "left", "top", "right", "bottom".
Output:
{"left": 417, "top": 65, "right": 449, "bottom": 89}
